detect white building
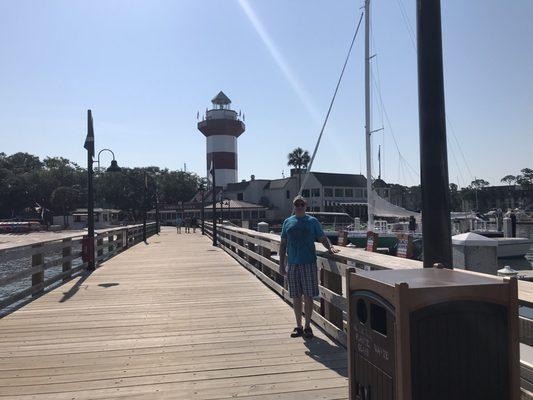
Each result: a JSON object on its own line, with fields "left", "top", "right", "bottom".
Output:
{"left": 223, "top": 170, "right": 387, "bottom": 222}
{"left": 53, "top": 208, "right": 122, "bottom": 229}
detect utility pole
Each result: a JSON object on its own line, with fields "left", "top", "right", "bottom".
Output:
{"left": 417, "top": 0, "right": 453, "bottom": 268}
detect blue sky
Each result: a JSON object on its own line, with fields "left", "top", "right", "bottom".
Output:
{"left": 1, "top": 0, "right": 531, "bottom": 188}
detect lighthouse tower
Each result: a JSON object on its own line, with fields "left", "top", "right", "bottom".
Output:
{"left": 197, "top": 91, "right": 245, "bottom": 188}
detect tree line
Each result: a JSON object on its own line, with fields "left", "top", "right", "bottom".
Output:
{"left": 0, "top": 152, "right": 201, "bottom": 221}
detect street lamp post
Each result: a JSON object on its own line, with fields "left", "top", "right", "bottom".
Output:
{"left": 143, "top": 171, "right": 147, "bottom": 242}
{"left": 155, "top": 188, "right": 160, "bottom": 234}
{"left": 84, "top": 111, "right": 95, "bottom": 271}
{"left": 220, "top": 191, "right": 224, "bottom": 222}
{"left": 211, "top": 162, "right": 217, "bottom": 246}
{"left": 223, "top": 199, "right": 231, "bottom": 223}
{"left": 199, "top": 180, "right": 206, "bottom": 235}
{"left": 83, "top": 110, "right": 121, "bottom": 271}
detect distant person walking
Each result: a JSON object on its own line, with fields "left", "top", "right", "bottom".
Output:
{"left": 176, "top": 216, "right": 182, "bottom": 234}
{"left": 184, "top": 217, "right": 191, "bottom": 234}
{"left": 191, "top": 217, "right": 197, "bottom": 233}
{"left": 279, "top": 195, "right": 338, "bottom": 339}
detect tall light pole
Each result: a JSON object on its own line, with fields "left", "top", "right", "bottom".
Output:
{"left": 210, "top": 161, "right": 217, "bottom": 246}
{"left": 220, "top": 190, "right": 224, "bottom": 222}
{"left": 142, "top": 171, "right": 147, "bottom": 242}
{"left": 83, "top": 113, "right": 122, "bottom": 271}
{"left": 155, "top": 188, "right": 160, "bottom": 234}
{"left": 199, "top": 179, "right": 206, "bottom": 235}
{"left": 224, "top": 199, "right": 231, "bottom": 222}
{"left": 84, "top": 110, "right": 95, "bottom": 271}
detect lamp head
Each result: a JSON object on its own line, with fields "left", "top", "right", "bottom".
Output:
{"left": 106, "top": 159, "right": 121, "bottom": 172}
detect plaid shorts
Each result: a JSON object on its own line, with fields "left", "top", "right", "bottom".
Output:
{"left": 287, "top": 263, "right": 319, "bottom": 298}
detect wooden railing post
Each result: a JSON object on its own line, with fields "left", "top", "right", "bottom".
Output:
{"left": 122, "top": 228, "right": 128, "bottom": 249}
{"left": 31, "top": 243, "right": 44, "bottom": 297}
{"left": 246, "top": 240, "right": 256, "bottom": 267}
{"left": 237, "top": 236, "right": 245, "bottom": 259}
{"left": 321, "top": 265, "right": 343, "bottom": 330}
{"left": 96, "top": 235, "right": 103, "bottom": 263}
{"left": 62, "top": 238, "right": 72, "bottom": 282}
{"left": 260, "top": 245, "right": 272, "bottom": 279}
{"left": 108, "top": 233, "right": 114, "bottom": 255}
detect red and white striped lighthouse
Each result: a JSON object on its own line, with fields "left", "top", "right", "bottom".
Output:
{"left": 197, "top": 91, "right": 245, "bottom": 188}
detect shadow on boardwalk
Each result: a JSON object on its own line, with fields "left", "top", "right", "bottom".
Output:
{"left": 304, "top": 336, "right": 349, "bottom": 378}
{"left": 59, "top": 270, "right": 93, "bottom": 302}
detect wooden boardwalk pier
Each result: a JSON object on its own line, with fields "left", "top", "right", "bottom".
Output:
{"left": 0, "top": 228, "right": 348, "bottom": 399}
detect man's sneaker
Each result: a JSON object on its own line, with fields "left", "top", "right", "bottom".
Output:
{"left": 290, "top": 327, "right": 303, "bottom": 338}
{"left": 303, "top": 327, "right": 314, "bottom": 339}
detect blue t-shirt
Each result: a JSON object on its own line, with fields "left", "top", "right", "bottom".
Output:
{"left": 281, "top": 215, "right": 325, "bottom": 265}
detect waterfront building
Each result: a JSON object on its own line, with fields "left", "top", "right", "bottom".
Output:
{"left": 223, "top": 170, "right": 378, "bottom": 222}
{"left": 53, "top": 208, "right": 121, "bottom": 229}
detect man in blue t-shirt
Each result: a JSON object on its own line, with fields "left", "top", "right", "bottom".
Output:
{"left": 279, "top": 195, "right": 338, "bottom": 339}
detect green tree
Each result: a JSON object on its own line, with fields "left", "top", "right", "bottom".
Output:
{"left": 470, "top": 178, "right": 490, "bottom": 190}
{"left": 50, "top": 186, "right": 80, "bottom": 226}
{"left": 0, "top": 152, "right": 42, "bottom": 173}
{"left": 501, "top": 175, "right": 516, "bottom": 186}
{"left": 516, "top": 168, "right": 533, "bottom": 189}
{"left": 449, "top": 183, "right": 462, "bottom": 211}
{"left": 287, "top": 147, "right": 310, "bottom": 189}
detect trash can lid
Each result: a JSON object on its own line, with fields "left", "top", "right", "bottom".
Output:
{"left": 452, "top": 232, "right": 497, "bottom": 246}
{"left": 497, "top": 265, "right": 518, "bottom": 276}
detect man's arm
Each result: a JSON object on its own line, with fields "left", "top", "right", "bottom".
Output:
{"left": 279, "top": 238, "right": 288, "bottom": 275}
{"left": 318, "top": 236, "right": 339, "bottom": 255}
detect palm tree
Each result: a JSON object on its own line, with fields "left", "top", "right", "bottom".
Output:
{"left": 287, "top": 147, "right": 310, "bottom": 189}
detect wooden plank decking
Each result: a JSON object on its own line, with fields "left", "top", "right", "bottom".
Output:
{"left": 0, "top": 227, "right": 348, "bottom": 399}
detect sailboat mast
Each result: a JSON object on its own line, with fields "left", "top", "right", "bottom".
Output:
{"left": 364, "top": 0, "right": 373, "bottom": 230}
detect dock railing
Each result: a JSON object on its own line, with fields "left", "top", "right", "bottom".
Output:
{"left": 204, "top": 221, "right": 533, "bottom": 397}
{"left": 0, "top": 222, "right": 157, "bottom": 314}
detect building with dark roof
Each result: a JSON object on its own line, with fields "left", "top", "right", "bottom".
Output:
{"left": 222, "top": 170, "right": 384, "bottom": 221}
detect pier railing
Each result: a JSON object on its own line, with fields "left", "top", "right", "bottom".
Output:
{"left": 0, "top": 222, "right": 157, "bottom": 314}
{"left": 204, "top": 222, "right": 533, "bottom": 397}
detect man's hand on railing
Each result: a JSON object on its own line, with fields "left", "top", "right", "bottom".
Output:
{"left": 327, "top": 246, "right": 340, "bottom": 255}
{"left": 319, "top": 236, "right": 339, "bottom": 256}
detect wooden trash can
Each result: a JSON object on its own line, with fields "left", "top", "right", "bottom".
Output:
{"left": 345, "top": 267, "right": 519, "bottom": 400}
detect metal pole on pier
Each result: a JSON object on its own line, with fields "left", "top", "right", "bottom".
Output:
{"left": 211, "top": 161, "right": 218, "bottom": 246}
{"left": 416, "top": 0, "right": 453, "bottom": 268}
{"left": 200, "top": 180, "right": 206, "bottom": 235}
{"left": 155, "top": 188, "right": 160, "bottom": 234}
{"left": 142, "top": 171, "right": 147, "bottom": 242}
{"left": 364, "top": 0, "right": 374, "bottom": 232}
{"left": 84, "top": 110, "right": 95, "bottom": 271}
